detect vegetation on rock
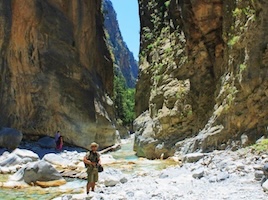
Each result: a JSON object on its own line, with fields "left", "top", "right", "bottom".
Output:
{"left": 114, "top": 72, "right": 135, "bottom": 126}
{"left": 135, "top": 0, "right": 268, "bottom": 159}
{"left": 102, "top": 0, "right": 137, "bottom": 126}
{"left": 251, "top": 139, "right": 268, "bottom": 153}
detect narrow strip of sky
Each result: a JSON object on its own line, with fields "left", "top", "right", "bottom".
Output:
{"left": 110, "top": 0, "right": 140, "bottom": 61}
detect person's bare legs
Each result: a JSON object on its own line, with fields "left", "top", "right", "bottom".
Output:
{"left": 86, "top": 182, "right": 91, "bottom": 194}
{"left": 91, "top": 182, "right": 96, "bottom": 192}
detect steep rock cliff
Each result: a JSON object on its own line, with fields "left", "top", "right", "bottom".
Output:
{"left": 103, "top": 0, "right": 138, "bottom": 88}
{"left": 135, "top": 0, "right": 268, "bottom": 159}
{"left": 0, "top": 0, "right": 116, "bottom": 149}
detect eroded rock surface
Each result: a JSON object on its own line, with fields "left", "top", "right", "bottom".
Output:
{"left": 0, "top": 128, "right": 22, "bottom": 150}
{"left": 135, "top": 0, "right": 268, "bottom": 158}
{"left": 0, "top": 0, "right": 116, "bottom": 149}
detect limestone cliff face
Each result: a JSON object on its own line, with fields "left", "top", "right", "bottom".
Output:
{"left": 135, "top": 0, "right": 268, "bottom": 159}
{"left": 0, "top": 0, "right": 116, "bottom": 149}
{"left": 103, "top": 0, "right": 138, "bottom": 88}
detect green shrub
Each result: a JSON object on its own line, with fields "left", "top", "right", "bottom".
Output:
{"left": 228, "top": 36, "right": 240, "bottom": 46}
{"left": 251, "top": 139, "right": 268, "bottom": 153}
{"left": 114, "top": 73, "right": 135, "bottom": 125}
{"left": 164, "top": 0, "right": 170, "bottom": 8}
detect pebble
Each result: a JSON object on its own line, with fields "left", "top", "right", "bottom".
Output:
{"left": 255, "top": 170, "right": 264, "bottom": 181}
{"left": 216, "top": 172, "right": 229, "bottom": 182}
{"left": 262, "top": 180, "right": 268, "bottom": 192}
{"left": 192, "top": 168, "right": 204, "bottom": 179}
{"left": 184, "top": 153, "right": 204, "bottom": 163}
{"left": 253, "top": 165, "right": 263, "bottom": 170}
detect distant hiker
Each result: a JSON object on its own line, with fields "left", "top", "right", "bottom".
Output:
{"left": 56, "top": 135, "right": 63, "bottom": 151}
{"left": 55, "top": 131, "right": 60, "bottom": 142}
{"left": 83, "top": 142, "right": 101, "bottom": 194}
{"left": 55, "top": 131, "right": 63, "bottom": 150}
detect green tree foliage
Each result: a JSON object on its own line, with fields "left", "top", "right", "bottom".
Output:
{"left": 114, "top": 71, "right": 135, "bottom": 126}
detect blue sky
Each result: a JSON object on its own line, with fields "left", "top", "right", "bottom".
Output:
{"left": 110, "top": 0, "right": 140, "bottom": 60}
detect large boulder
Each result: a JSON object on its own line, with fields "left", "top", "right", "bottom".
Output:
{"left": 134, "top": 111, "right": 174, "bottom": 159}
{"left": 10, "top": 160, "right": 65, "bottom": 185}
{"left": 43, "top": 153, "right": 70, "bottom": 167}
{"left": 12, "top": 148, "right": 39, "bottom": 161}
{"left": 0, "top": 153, "right": 23, "bottom": 167}
{"left": 0, "top": 128, "right": 22, "bottom": 150}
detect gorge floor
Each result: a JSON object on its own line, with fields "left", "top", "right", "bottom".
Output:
{"left": 0, "top": 137, "right": 267, "bottom": 200}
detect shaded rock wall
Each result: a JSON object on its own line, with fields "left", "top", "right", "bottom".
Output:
{"left": 0, "top": 0, "right": 116, "bottom": 149}
{"left": 135, "top": 0, "right": 268, "bottom": 159}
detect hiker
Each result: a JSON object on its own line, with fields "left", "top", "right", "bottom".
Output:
{"left": 55, "top": 131, "right": 63, "bottom": 151}
{"left": 83, "top": 142, "right": 101, "bottom": 194}
{"left": 56, "top": 135, "right": 63, "bottom": 151}
{"left": 55, "top": 131, "right": 60, "bottom": 143}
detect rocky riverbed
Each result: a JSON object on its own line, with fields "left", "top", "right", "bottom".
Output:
{"left": 0, "top": 136, "right": 268, "bottom": 200}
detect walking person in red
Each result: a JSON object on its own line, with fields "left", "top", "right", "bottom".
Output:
{"left": 55, "top": 131, "right": 63, "bottom": 151}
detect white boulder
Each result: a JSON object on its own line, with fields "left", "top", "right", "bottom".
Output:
{"left": 13, "top": 148, "right": 39, "bottom": 160}
{"left": 43, "top": 153, "right": 70, "bottom": 167}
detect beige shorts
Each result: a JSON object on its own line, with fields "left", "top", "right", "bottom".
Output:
{"left": 87, "top": 167, "right": 98, "bottom": 183}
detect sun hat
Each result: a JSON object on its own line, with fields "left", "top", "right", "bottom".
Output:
{"left": 90, "top": 142, "right": 99, "bottom": 148}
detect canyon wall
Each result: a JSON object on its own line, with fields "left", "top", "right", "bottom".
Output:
{"left": 135, "top": 0, "right": 268, "bottom": 158}
{"left": 0, "top": 0, "right": 116, "bottom": 149}
{"left": 103, "top": 0, "right": 138, "bottom": 88}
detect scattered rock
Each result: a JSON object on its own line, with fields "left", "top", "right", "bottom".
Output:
{"left": 99, "top": 168, "right": 126, "bottom": 187}
{"left": 236, "top": 162, "right": 245, "bottom": 170}
{"left": 43, "top": 153, "right": 70, "bottom": 167}
{"left": 35, "top": 179, "right": 67, "bottom": 188}
{"left": 192, "top": 168, "right": 204, "bottom": 179}
{"left": 38, "top": 137, "right": 56, "bottom": 148}
{"left": 0, "top": 128, "right": 23, "bottom": 150}
{"left": 241, "top": 134, "right": 249, "bottom": 147}
{"left": 209, "top": 176, "right": 217, "bottom": 183}
{"left": 0, "top": 166, "right": 10, "bottom": 174}
{"left": 184, "top": 153, "right": 204, "bottom": 163}
{"left": 253, "top": 164, "right": 263, "bottom": 170}
{"left": 261, "top": 163, "right": 268, "bottom": 185}
{"left": 263, "top": 163, "right": 268, "bottom": 176}
{"left": 216, "top": 172, "right": 229, "bottom": 182}
{"left": 159, "top": 167, "right": 187, "bottom": 179}
{"left": 103, "top": 175, "right": 120, "bottom": 187}
{"left": 61, "top": 195, "right": 73, "bottom": 200}
{"left": 159, "top": 173, "right": 169, "bottom": 179}
{"left": 12, "top": 148, "right": 39, "bottom": 160}
{"left": 262, "top": 180, "right": 268, "bottom": 192}
{"left": 120, "top": 177, "right": 128, "bottom": 184}
{"left": 255, "top": 170, "right": 264, "bottom": 181}
{"left": 0, "top": 153, "right": 23, "bottom": 167}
